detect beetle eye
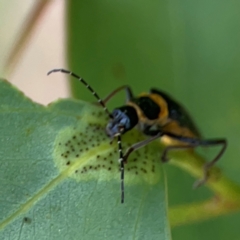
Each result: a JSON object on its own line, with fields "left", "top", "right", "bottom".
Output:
{"left": 113, "top": 109, "right": 121, "bottom": 118}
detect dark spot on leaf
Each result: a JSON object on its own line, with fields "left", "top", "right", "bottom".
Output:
{"left": 23, "top": 217, "right": 31, "bottom": 224}
{"left": 66, "top": 161, "right": 70, "bottom": 165}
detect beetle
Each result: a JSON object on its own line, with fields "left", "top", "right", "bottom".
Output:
{"left": 48, "top": 68, "right": 227, "bottom": 203}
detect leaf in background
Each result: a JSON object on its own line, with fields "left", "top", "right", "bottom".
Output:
{"left": 0, "top": 79, "right": 170, "bottom": 240}
{"left": 67, "top": 0, "right": 240, "bottom": 239}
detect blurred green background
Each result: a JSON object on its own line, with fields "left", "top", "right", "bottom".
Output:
{"left": 1, "top": 0, "right": 240, "bottom": 239}
{"left": 67, "top": 0, "right": 240, "bottom": 239}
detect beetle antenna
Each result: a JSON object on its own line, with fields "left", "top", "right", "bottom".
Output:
{"left": 117, "top": 135, "right": 125, "bottom": 203}
{"left": 47, "top": 68, "right": 125, "bottom": 203}
{"left": 47, "top": 68, "right": 113, "bottom": 118}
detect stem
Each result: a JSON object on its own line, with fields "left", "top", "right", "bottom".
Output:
{"left": 169, "top": 197, "right": 240, "bottom": 227}
{"left": 168, "top": 150, "right": 240, "bottom": 226}
{"left": 3, "top": 0, "right": 51, "bottom": 76}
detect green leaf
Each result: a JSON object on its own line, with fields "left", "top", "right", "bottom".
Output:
{"left": 0, "top": 79, "right": 170, "bottom": 240}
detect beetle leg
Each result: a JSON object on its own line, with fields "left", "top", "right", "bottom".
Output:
{"left": 102, "top": 85, "right": 133, "bottom": 104}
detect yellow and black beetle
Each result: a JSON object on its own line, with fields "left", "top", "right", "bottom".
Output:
{"left": 48, "top": 69, "right": 227, "bottom": 203}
